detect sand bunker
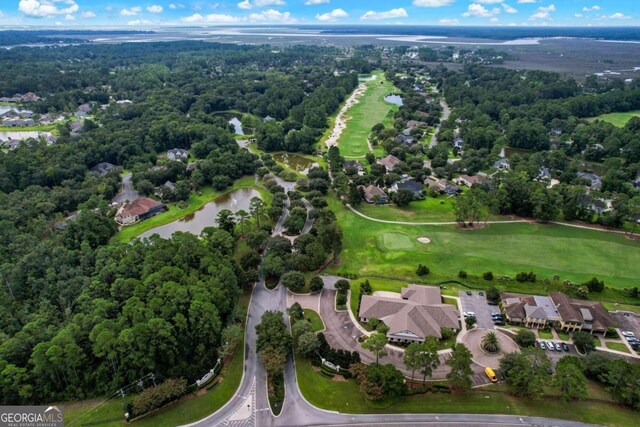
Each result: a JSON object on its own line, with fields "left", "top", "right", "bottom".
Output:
{"left": 417, "top": 237, "right": 431, "bottom": 244}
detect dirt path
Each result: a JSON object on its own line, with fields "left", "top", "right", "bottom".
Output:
{"left": 324, "top": 76, "right": 376, "bottom": 150}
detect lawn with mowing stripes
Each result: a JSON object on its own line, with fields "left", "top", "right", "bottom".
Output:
{"left": 338, "top": 70, "right": 399, "bottom": 158}
{"left": 328, "top": 197, "right": 640, "bottom": 289}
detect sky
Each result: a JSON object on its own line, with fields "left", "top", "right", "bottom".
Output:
{"left": 0, "top": 0, "right": 638, "bottom": 28}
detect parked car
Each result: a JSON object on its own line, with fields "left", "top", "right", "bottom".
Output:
{"left": 561, "top": 343, "right": 569, "bottom": 352}
{"left": 554, "top": 343, "right": 562, "bottom": 351}
{"left": 547, "top": 341, "right": 556, "bottom": 350}
{"left": 491, "top": 314, "right": 503, "bottom": 319}
{"left": 625, "top": 336, "right": 637, "bottom": 342}
{"left": 538, "top": 341, "right": 546, "bottom": 350}
{"left": 621, "top": 331, "right": 635, "bottom": 337}
{"left": 494, "top": 320, "right": 505, "bottom": 326}
{"left": 488, "top": 301, "right": 498, "bottom": 306}
{"left": 479, "top": 292, "right": 484, "bottom": 296}
{"left": 466, "top": 291, "right": 472, "bottom": 296}
{"left": 464, "top": 311, "right": 475, "bottom": 317}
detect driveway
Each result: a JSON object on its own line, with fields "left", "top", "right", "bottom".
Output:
{"left": 459, "top": 291, "right": 497, "bottom": 330}
{"left": 112, "top": 172, "right": 138, "bottom": 204}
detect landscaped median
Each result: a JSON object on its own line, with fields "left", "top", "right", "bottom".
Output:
{"left": 294, "top": 354, "right": 639, "bottom": 425}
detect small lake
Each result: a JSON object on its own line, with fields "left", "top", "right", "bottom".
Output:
{"left": 138, "top": 188, "right": 261, "bottom": 240}
{"left": 384, "top": 94, "right": 404, "bottom": 107}
{"left": 0, "top": 131, "right": 52, "bottom": 141}
{"left": 272, "top": 153, "right": 317, "bottom": 175}
{"left": 229, "top": 117, "right": 244, "bottom": 135}
{"left": 0, "top": 105, "right": 30, "bottom": 115}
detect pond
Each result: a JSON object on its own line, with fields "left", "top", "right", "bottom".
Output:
{"left": 138, "top": 188, "right": 261, "bottom": 240}
{"left": 0, "top": 105, "right": 31, "bottom": 115}
{"left": 384, "top": 94, "right": 404, "bottom": 107}
{"left": 229, "top": 117, "right": 244, "bottom": 135}
{"left": 272, "top": 153, "right": 317, "bottom": 175}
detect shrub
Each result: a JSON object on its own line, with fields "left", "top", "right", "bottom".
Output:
{"left": 336, "top": 293, "right": 347, "bottom": 307}
{"left": 335, "top": 279, "right": 350, "bottom": 293}
{"left": 416, "top": 264, "right": 430, "bottom": 276}
{"left": 281, "top": 271, "right": 306, "bottom": 292}
{"left": 360, "top": 279, "right": 372, "bottom": 295}
{"left": 441, "top": 327, "right": 455, "bottom": 340}
{"left": 583, "top": 277, "right": 604, "bottom": 293}
{"left": 309, "top": 276, "right": 324, "bottom": 293}
{"left": 486, "top": 286, "right": 500, "bottom": 303}
{"left": 514, "top": 329, "right": 537, "bottom": 348}
{"left": 515, "top": 271, "right": 536, "bottom": 283}
{"left": 458, "top": 270, "right": 468, "bottom": 279}
{"left": 483, "top": 271, "right": 494, "bottom": 281}
{"left": 129, "top": 379, "right": 187, "bottom": 419}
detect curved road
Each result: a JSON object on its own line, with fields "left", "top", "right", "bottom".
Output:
{"left": 182, "top": 189, "right": 596, "bottom": 427}
{"left": 429, "top": 99, "right": 451, "bottom": 148}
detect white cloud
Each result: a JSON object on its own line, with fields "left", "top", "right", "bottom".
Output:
{"left": 248, "top": 9, "right": 296, "bottom": 23}
{"left": 105, "top": 5, "right": 113, "bottom": 11}
{"left": 64, "top": 13, "right": 74, "bottom": 20}
{"left": 502, "top": 3, "right": 517, "bottom": 14}
{"left": 517, "top": 0, "right": 536, "bottom": 3}
{"left": 147, "top": 5, "right": 163, "bottom": 13}
{"left": 438, "top": 18, "right": 459, "bottom": 24}
{"left": 608, "top": 12, "right": 630, "bottom": 20}
{"left": 181, "top": 13, "right": 240, "bottom": 23}
{"left": 463, "top": 3, "right": 500, "bottom": 18}
{"left": 412, "top": 0, "right": 454, "bottom": 7}
{"left": 128, "top": 19, "right": 152, "bottom": 25}
{"left": 529, "top": 4, "right": 555, "bottom": 20}
{"left": 19, "top": 0, "right": 80, "bottom": 18}
{"left": 476, "top": 0, "right": 503, "bottom": 4}
{"left": 120, "top": 7, "right": 142, "bottom": 16}
{"left": 305, "top": 0, "right": 329, "bottom": 4}
{"left": 490, "top": 17, "right": 499, "bottom": 22}
{"left": 574, "top": 13, "right": 583, "bottom": 18}
{"left": 81, "top": 11, "right": 96, "bottom": 18}
{"left": 316, "top": 8, "right": 347, "bottom": 22}
{"left": 582, "top": 5, "right": 600, "bottom": 12}
{"left": 238, "top": 0, "right": 286, "bottom": 8}
{"left": 360, "top": 8, "right": 408, "bottom": 20}
{"left": 0, "top": 11, "right": 4, "bottom": 18}
{"left": 237, "top": 0, "right": 252, "bottom": 9}
{"left": 169, "top": 3, "right": 185, "bottom": 9}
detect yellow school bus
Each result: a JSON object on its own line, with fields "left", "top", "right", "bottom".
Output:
{"left": 485, "top": 367, "right": 497, "bottom": 383}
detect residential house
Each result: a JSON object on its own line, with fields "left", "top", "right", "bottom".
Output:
{"left": 377, "top": 155, "right": 402, "bottom": 172}
{"left": 167, "top": 148, "right": 189, "bottom": 162}
{"left": 406, "top": 120, "right": 427, "bottom": 129}
{"left": 343, "top": 160, "right": 364, "bottom": 174}
{"left": 426, "top": 178, "right": 460, "bottom": 196}
{"left": 453, "top": 136, "right": 464, "bottom": 150}
{"left": 391, "top": 179, "right": 424, "bottom": 198}
{"left": 186, "top": 162, "right": 198, "bottom": 173}
{"left": 549, "top": 292, "right": 613, "bottom": 334}
{"left": 396, "top": 133, "right": 416, "bottom": 146}
{"left": 456, "top": 175, "right": 485, "bottom": 188}
{"left": 501, "top": 293, "right": 562, "bottom": 329}
{"left": 536, "top": 167, "right": 552, "bottom": 181}
{"left": 155, "top": 181, "right": 176, "bottom": 198}
{"left": 550, "top": 128, "right": 563, "bottom": 137}
{"left": 493, "top": 158, "right": 511, "bottom": 170}
{"left": 70, "top": 120, "right": 84, "bottom": 136}
{"left": 359, "top": 285, "right": 460, "bottom": 343}
{"left": 90, "top": 162, "right": 118, "bottom": 175}
{"left": 75, "top": 103, "right": 92, "bottom": 118}
{"left": 362, "top": 185, "right": 389, "bottom": 204}
{"left": 115, "top": 197, "right": 166, "bottom": 226}
{"left": 633, "top": 176, "right": 640, "bottom": 189}
{"left": 577, "top": 172, "right": 603, "bottom": 191}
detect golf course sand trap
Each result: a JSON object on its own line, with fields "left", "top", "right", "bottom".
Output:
{"left": 324, "top": 75, "right": 377, "bottom": 149}
{"left": 417, "top": 237, "right": 431, "bottom": 244}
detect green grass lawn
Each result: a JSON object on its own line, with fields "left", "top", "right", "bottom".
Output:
{"left": 556, "top": 331, "right": 571, "bottom": 341}
{"left": 63, "top": 290, "right": 250, "bottom": 427}
{"left": 338, "top": 70, "right": 399, "bottom": 158}
{"left": 113, "top": 176, "right": 271, "bottom": 243}
{"left": 328, "top": 197, "right": 640, "bottom": 289}
{"left": 0, "top": 124, "right": 58, "bottom": 132}
{"left": 538, "top": 330, "right": 553, "bottom": 340}
{"left": 587, "top": 110, "right": 640, "bottom": 127}
{"left": 303, "top": 309, "right": 325, "bottom": 332}
{"left": 605, "top": 342, "right": 630, "bottom": 353}
{"left": 295, "top": 355, "right": 637, "bottom": 426}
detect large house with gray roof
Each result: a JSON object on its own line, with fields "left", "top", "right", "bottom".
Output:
{"left": 359, "top": 285, "right": 460, "bottom": 344}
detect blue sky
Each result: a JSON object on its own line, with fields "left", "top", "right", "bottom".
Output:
{"left": 0, "top": 0, "right": 638, "bottom": 27}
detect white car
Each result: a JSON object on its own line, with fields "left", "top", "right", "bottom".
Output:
{"left": 621, "top": 331, "right": 635, "bottom": 337}
{"left": 547, "top": 341, "right": 556, "bottom": 350}
{"left": 463, "top": 311, "right": 475, "bottom": 317}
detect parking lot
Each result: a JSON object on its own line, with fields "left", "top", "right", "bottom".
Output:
{"left": 612, "top": 311, "right": 640, "bottom": 353}
{"left": 458, "top": 290, "right": 500, "bottom": 329}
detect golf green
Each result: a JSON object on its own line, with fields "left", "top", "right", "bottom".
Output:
{"left": 379, "top": 232, "right": 416, "bottom": 251}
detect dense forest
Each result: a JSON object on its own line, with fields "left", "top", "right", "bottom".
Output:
{"left": 0, "top": 41, "right": 356, "bottom": 403}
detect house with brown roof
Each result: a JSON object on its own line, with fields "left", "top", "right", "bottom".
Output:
{"left": 501, "top": 291, "right": 613, "bottom": 334}
{"left": 377, "top": 155, "right": 402, "bottom": 172}
{"left": 359, "top": 285, "right": 460, "bottom": 344}
{"left": 362, "top": 185, "right": 388, "bottom": 204}
{"left": 501, "top": 292, "right": 561, "bottom": 329}
{"left": 549, "top": 292, "right": 613, "bottom": 334}
{"left": 456, "top": 175, "right": 485, "bottom": 188}
{"left": 115, "top": 197, "right": 166, "bottom": 226}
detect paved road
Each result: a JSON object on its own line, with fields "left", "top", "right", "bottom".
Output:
{"left": 112, "top": 172, "right": 138, "bottom": 204}
{"left": 429, "top": 99, "right": 451, "bottom": 148}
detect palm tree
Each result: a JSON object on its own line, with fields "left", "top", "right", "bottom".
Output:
{"left": 482, "top": 331, "right": 500, "bottom": 353}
